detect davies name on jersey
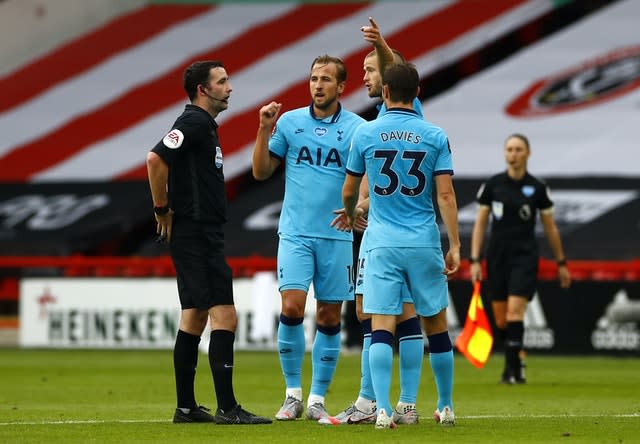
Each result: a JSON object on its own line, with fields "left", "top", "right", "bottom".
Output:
{"left": 379, "top": 130, "right": 422, "bottom": 144}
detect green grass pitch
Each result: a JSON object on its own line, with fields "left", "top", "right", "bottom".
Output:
{"left": 0, "top": 349, "right": 638, "bottom": 443}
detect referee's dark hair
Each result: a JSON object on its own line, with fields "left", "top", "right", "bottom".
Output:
{"left": 183, "top": 60, "right": 224, "bottom": 101}
{"left": 382, "top": 63, "right": 419, "bottom": 104}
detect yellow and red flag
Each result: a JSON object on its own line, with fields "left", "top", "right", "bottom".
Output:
{"left": 455, "top": 281, "right": 493, "bottom": 368}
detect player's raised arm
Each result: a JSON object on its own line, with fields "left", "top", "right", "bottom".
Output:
{"left": 252, "top": 101, "right": 282, "bottom": 180}
{"left": 361, "top": 17, "right": 394, "bottom": 76}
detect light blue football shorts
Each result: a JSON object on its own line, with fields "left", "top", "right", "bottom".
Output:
{"left": 355, "top": 237, "right": 412, "bottom": 303}
{"left": 277, "top": 233, "right": 354, "bottom": 302}
{"left": 363, "top": 246, "right": 448, "bottom": 317}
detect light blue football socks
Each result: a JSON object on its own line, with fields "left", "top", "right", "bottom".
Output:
{"left": 310, "top": 323, "right": 341, "bottom": 397}
{"left": 277, "top": 314, "right": 305, "bottom": 390}
{"left": 358, "top": 318, "right": 375, "bottom": 401}
{"left": 428, "top": 331, "right": 454, "bottom": 411}
{"left": 397, "top": 317, "right": 424, "bottom": 404}
{"left": 369, "top": 330, "right": 394, "bottom": 415}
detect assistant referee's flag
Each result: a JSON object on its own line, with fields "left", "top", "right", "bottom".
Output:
{"left": 455, "top": 281, "right": 493, "bottom": 368}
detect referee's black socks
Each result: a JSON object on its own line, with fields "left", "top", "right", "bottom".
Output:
{"left": 505, "top": 321, "right": 524, "bottom": 374}
{"left": 174, "top": 330, "right": 200, "bottom": 409}
{"left": 209, "top": 329, "right": 238, "bottom": 412}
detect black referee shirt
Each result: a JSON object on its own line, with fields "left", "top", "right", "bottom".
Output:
{"left": 476, "top": 172, "right": 553, "bottom": 242}
{"left": 152, "top": 104, "right": 227, "bottom": 224}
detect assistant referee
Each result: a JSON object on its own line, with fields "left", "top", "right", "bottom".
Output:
{"left": 146, "top": 60, "right": 270, "bottom": 425}
{"left": 469, "top": 133, "right": 571, "bottom": 384}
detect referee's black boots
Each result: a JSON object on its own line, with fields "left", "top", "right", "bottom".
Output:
{"left": 173, "top": 405, "right": 216, "bottom": 423}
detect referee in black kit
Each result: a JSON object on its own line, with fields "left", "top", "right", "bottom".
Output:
{"left": 147, "top": 60, "right": 271, "bottom": 425}
{"left": 469, "top": 133, "right": 571, "bottom": 385}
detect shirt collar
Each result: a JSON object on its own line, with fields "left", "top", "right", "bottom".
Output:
{"left": 309, "top": 102, "right": 342, "bottom": 124}
{"left": 185, "top": 103, "right": 218, "bottom": 128}
{"left": 386, "top": 107, "right": 419, "bottom": 115}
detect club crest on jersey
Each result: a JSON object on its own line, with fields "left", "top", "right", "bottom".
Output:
{"left": 521, "top": 185, "right": 535, "bottom": 197}
{"left": 314, "top": 127, "right": 328, "bottom": 137}
{"left": 215, "top": 146, "right": 223, "bottom": 168}
{"left": 492, "top": 201, "right": 504, "bottom": 220}
{"left": 163, "top": 129, "right": 184, "bottom": 149}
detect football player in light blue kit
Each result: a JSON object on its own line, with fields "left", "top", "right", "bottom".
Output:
{"left": 343, "top": 63, "right": 460, "bottom": 429}
{"left": 328, "top": 18, "right": 427, "bottom": 426}
{"left": 252, "top": 55, "right": 365, "bottom": 423}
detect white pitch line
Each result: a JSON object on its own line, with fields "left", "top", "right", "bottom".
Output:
{"left": 1, "top": 413, "right": 638, "bottom": 426}
{"left": 0, "top": 419, "right": 168, "bottom": 426}
{"left": 460, "top": 413, "right": 640, "bottom": 419}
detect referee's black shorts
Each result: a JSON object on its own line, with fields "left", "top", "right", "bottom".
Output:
{"left": 486, "top": 240, "right": 538, "bottom": 301}
{"left": 170, "top": 217, "right": 234, "bottom": 310}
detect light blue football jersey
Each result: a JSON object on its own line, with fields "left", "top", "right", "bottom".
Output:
{"left": 269, "top": 103, "right": 365, "bottom": 240}
{"left": 346, "top": 107, "right": 453, "bottom": 249}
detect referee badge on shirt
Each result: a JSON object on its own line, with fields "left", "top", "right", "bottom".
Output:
{"left": 215, "top": 146, "right": 223, "bottom": 168}
{"left": 519, "top": 204, "right": 532, "bottom": 221}
{"left": 492, "top": 201, "right": 503, "bottom": 220}
{"left": 521, "top": 185, "right": 535, "bottom": 197}
{"left": 162, "top": 129, "right": 184, "bottom": 149}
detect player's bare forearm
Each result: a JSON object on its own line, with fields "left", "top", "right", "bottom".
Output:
{"left": 356, "top": 196, "right": 370, "bottom": 215}
{"left": 343, "top": 192, "right": 358, "bottom": 220}
{"left": 436, "top": 175, "right": 461, "bottom": 276}
{"left": 374, "top": 36, "right": 394, "bottom": 76}
{"left": 342, "top": 174, "right": 362, "bottom": 226}
{"left": 252, "top": 102, "right": 281, "bottom": 180}
{"left": 252, "top": 131, "right": 275, "bottom": 180}
{"left": 441, "top": 206, "right": 461, "bottom": 252}
{"left": 436, "top": 176, "right": 461, "bottom": 249}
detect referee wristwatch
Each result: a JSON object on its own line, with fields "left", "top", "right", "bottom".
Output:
{"left": 153, "top": 204, "right": 170, "bottom": 216}
{"left": 469, "top": 256, "right": 481, "bottom": 264}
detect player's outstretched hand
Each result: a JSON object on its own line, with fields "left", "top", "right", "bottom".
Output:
{"left": 360, "top": 17, "right": 382, "bottom": 45}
